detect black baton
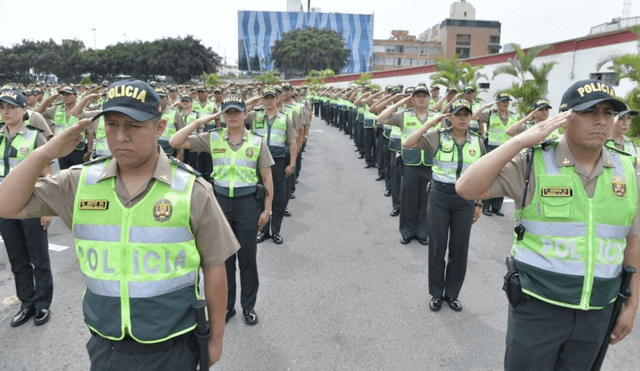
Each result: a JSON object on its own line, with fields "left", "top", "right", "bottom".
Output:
{"left": 192, "top": 300, "right": 210, "bottom": 370}
{"left": 590, "top": 265, "right": 636, "bottom": 371}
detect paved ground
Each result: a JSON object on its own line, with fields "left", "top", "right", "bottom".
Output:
{"left": 1, "top": 116, "right": 639, "bottom": 370}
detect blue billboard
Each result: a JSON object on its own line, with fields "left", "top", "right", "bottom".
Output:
{"left": 238, "top": 11, "right": 374, "bottom": 74}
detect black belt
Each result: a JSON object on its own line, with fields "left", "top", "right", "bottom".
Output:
{"left": 90, "top": 330, "right": 193, "bottom": 354}
{"left": 431, "top": 180, "right": 458, "bottom": 195}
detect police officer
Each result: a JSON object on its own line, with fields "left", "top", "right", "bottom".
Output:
{"left": 0, "top": 89, "right": 53, "bottom": 327}
{"left": 476, "top": 92, "right": 519, "bottom": 217}
{"left": 404, "top": 99, "right": 485, "bottom": 312}
{"left": 170, "top": 94, "right": 274, "bottom": 326}
{"left": 378, "top": 84, "right": 434, "bottom": 244}
{"left": 247, "top": 87, "right": 298, "bottom": 244}
{"left": 457, "top": 80, "right": 640, "bottom": 370}
{"left": 607, "top": 107, "right": 638, "bottom": 163}
{"left": 0, "top": 80, "right": 239, "bottom": 369}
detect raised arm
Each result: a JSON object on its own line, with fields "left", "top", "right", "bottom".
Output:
{"left": 169, "top": 112, "right": 221, "bottom": 150}
{"left": 377, "top": 95, "right": 411, "bottom": 125}
{"left": 403, "top": 114, "right": 450, "bottom": 149}
{"left": 506, "top": 109, "right": 537, "bottom": 137}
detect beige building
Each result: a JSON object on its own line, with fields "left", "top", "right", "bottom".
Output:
{"left": 373, "top": 30, "right": 442, "bottom": 71}
{"left": 418, "top": 0, "right": 501, "bottom": 59}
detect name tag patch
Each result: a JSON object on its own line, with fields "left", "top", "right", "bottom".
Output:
{"left": 541, "top": 187, "right": 572, "bottom": 197}
{"left": 79, "top": 200, "right": 109, "bottom": 210}
{"left": 212, "top": 148, "right": 226, "bottom": 153}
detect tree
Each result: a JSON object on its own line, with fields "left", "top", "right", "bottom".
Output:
{"left": 253, "top": 70, "right": 282, "bottom": 85}
{"left": 271, "top": 28, "right": 350, "bottom": 77}
{"left": 492, "top": 44, "right": 557, "bottom": 116}
{"left": 304, "top": 69, "right": 335, "bottom": 87}
{"left": 430, "top": 54, "right": 486, "bottom": 101}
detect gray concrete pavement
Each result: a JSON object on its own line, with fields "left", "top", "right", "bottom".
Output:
{"left": 1, "top": 116, "right": 638, "bottom": 370}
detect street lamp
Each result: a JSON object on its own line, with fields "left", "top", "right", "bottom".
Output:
{"left": 90, "top": 28, "right": 97, "bottom": 49}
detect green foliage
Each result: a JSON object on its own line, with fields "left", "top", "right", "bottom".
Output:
{"left": 200, "top": 72, "right": 219, "bottom": 87}
{"left": 79, "top": 76, "right": 92, "bottom": 85}
{"left": 493, "top": 44, "right": 557, "bottom": 116}
{"left": 356, "top": 72, "right": 373, "bottom": 86}
{"left": 304, "top": 69, "right": 335, "bottom": 87}
{"left": 252, "top": 70, "right": 282, "bottom": 85}
{"left": 0, "top": 36, "right": 222, "bottom": 85}
{"left": 271, "top": 28, "right": 350, "bottom": 76}
{"left": 430, "top": 54, "right": 487, "bottom": 100}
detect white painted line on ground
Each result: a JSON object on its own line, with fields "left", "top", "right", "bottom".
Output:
{"left": 309, "top": 129, "right": 324, "bottom": 132}
{"left": 0, "top": 236, "right": 69, "bottom": 252}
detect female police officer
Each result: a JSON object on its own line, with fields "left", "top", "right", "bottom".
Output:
{"left": 403, "top": 99, "right": 485, "bottom": 312}
{"left": 170, "top": 94, "right": 274, "bottom": 326}
{"left": 0, "top": 89, "right": 53, "bottom": 327}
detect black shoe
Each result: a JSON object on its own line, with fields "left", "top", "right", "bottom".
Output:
{"left": 493, "top": 210, "right": 505, "bottom": 217}
{"left": 400, "top": 236, "right": 412, "bottom": 244}
{"left": 256, "top": 231, "right": 270, "bottom": 244}
{"left": 289, "top": 192, "right": 295, "bottom": 199}
{"left": 295, "top": 179, "right": 299, "bottom": 184}
{"left": 272, "top": 234, "right": 283, "bottom": 244}
{"left": 429, "top": 297, "right": 443, "bottom": 312}
{"left": 444, "top": 297, "right": 463, "bottom": 312}
{"left": 34, "top": 309, "right": 50, "bottom": 326}
{"left": 225, "top": 308, "right": 236, "bottom": 323}
{"left": 384, "top": 190, "right": 391, "bottom": 197}
{"left": 11, "top": 308, "right": 35, "bottom": 327}
{"left": 376, "top": 175, "right": 385, "bottom": 181}
{"left": 243, "top": 309, "right": 259, "bottom": 325}
{"left": 354, "top": 148, "right": 360, "bottom": 152}
{"left": 283, "top": 208, "right": 292, "bottom": 217}
{"left": 390, "top": 208, "right": 400, "bottom": 217}
{"left": 365, "top": 163, "right": 373, "bottom": 169}
{"left": 482, "top": 208, "right": 492, "bottom": 217}
{"left": 358, "top": 154, "right": 365, "bottom": 159}
{"left": 418, "top": 238, "right": 429, "bottom": 246}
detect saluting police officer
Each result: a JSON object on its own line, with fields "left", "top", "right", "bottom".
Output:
{"left": 0, "top": 89, "right": 54, "bottom": 327}
{"left": 0, "top": 80, "right": 239, "bottom": 369}
{"left": 170, "top": 95, "right": 274, "bottom": 326}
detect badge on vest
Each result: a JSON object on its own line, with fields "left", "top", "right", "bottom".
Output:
{"left": 246, "top": 147, "right": 254, "bottom": 158}
{"left": 612, "top": 176, "right": 627, "bottom": 199}
{"left": 212, "top": 148, "right": 226, "bottom": 153}
{"left": 255, "top": 120, "right": 265, "bottom": 129}
{"left": 154, "top": 198, "right": 173, "bottom": 223}
{"left": 79, "top": 199, "right": 109, "bottom": 210}
{"left": 468, "top": 148, "right": 477, "bottom": 157}
{"left": 541, "top": 187, "right": 572, "bottom": 197}
{"left": 19, "top": 146, "right": 30, "bottom": 156}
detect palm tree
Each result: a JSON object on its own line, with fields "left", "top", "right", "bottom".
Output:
{"left": 430, "top": 54, "right": 487, "bottom": 102}
{"left": 492, "top": 44, "right": 557, "bottom": 116}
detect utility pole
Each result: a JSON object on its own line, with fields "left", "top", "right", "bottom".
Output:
{"left": 308, "top": 0, "right": 311, "bottom": 12}
{"left": 91, "top": 28, "right": 97, "bottom": 49}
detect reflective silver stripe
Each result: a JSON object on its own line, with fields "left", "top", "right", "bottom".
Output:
{"left": 595, "top": 223, "right": 630, "bottom": 239}
{"left": 595, "top": 263, "right": 622, "bottom": 279}
{"left": 211, "top": 158, "right": 232, "bottom": 166}
{"left": 74, "top": 224, "right": 122, "bottom": 242}
{"left": 214, "top": 179, "right": 231, "bottom": 188}
{"left": 542, "top": 146, "right": 560, "bottom": 175}
{"left": 514, "top": 247, "right": 585, "bottom": 276}
{"left": 170, "top": 169, "right": 190, "bottom": 192}
{"left": 608, "top": 151, "right": 626, "bottom": 178}
{"left": 129, "top": 226, "right": 193, "bottom": 244}
{"left": 85, "top": 275, "right": 120, "bottom": 297}
{"left": 8, "top": 158, "right": 23, "bottom": 168}
{"left": 86, "top": 162, "right": 106, "bottom": 185}
{"left": 235, "top": 159, "right": 257, "bottom": 168}
{"left": 251, "top": 135, "right": 261, "bottom": 146}
{"left": 270, "top": 128, "right": 286, "bottom": 136}
{"left": 521, "top": 220, "right": 587, "bottom": 237}
{"left": 23, "top": 129, "right": 36, "bottom": 141}
{"left": 433, "top": 160, "right": 457, "bottom": 169}
{"left": 487, "top": 140, "right": 503, "bottom": 146}
{"left": 432, "top": 173, "right": 454, "bottom": 183}
{"left": 128, "top": 272, "right": 197, "bottom": 298}
{"left": 210, "top": 131, "right": 221, "bottom": 141}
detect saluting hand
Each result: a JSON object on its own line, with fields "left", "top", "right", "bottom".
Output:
{"left": 515, "top": 110, "right": 571, "bottom": 148}
{"left": 41, "top": 119, "right": 93, "bottom": 161}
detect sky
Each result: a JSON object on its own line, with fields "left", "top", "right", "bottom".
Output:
{"left": 1, "top": 0, "right": 638, "bottom": 66}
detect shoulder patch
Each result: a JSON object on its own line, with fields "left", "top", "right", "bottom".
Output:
{"left": 605, "top": 143, "right": 634, "bottom": 157}
{"left": 25, "top": 125, "right": 44, "bottom": 133}
{"left": 83, "top": 155, "right": 112, "bottom": 166}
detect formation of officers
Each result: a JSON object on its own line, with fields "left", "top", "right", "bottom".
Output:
{"left": 1, "top": 75, "right": 639, "bottom": 370}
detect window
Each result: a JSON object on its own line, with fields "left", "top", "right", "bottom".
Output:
{"left": 386, "top": 45, "right": 395, "bottom": 53}
{"left": 374, "top": 58, "right": 385, "bottom": 65}
{"left": 395, "top": 45, "right": 404, "bottom": 53}
{"left": 456, "top": 34, "right": 471, "bottom": 46}
{"left": 490, "top": 35, "right": 500, "bottom": 44}
{"left": 455, "top": 47, "right": 470, "bottom": 58}
{"left": 373, "top": 45, "right": 386, "bottom": 53}
{"left": 590, "top": 72, "right": 618, "bottom": 86}
{"left": 479, "top": 82, "right": 490, "bottom": 89}
{"left": 397, "top": 58, "right": 402, "bottom": 66}
{"left": 405, "top": 46, "right": 418, "bottom": 54}
{"left": 386, "top": 58, "right": 394, "bottom": 66}
{"left": 402, "top": 59, "right": 411, "bottom": 67}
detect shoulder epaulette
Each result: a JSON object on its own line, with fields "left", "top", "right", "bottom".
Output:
{"left": 252, "top": 131, "right": 265, "bottom": 139}
{"left": 169, "top": 156, "right": 201, "bottom": 176}
{"left": 83, "top": 155, "right": 112, "bottom": 166}
{"left": 437, "top": 126, "right": 453, "bottom": 134}
{"left": 468, "top": 130, "right": 481, "bottom": 138}
{"left": 605, "top": 143, "right": 634, "bottom": 157}
{"left": 25, "top": 125, "right": 44, "bottom": 133}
